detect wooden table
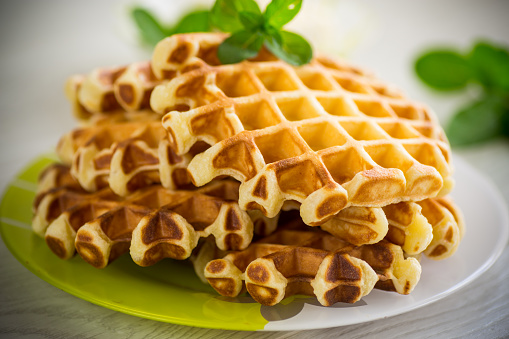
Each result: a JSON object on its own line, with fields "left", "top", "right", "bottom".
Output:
{"left": 1, "top": 1, "right": 508, "bottom": 337}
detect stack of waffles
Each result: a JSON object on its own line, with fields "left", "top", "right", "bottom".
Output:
{"left": 33, "top": 33, "right": 464, "bottom": 307}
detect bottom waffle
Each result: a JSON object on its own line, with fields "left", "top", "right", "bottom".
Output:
{"left": 33, "top": 164, "right": 276, "bottom": 268}
{"left": 200, "top": 218, "right": 422, "bottom": 307}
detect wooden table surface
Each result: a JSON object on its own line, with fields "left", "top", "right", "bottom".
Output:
{"left": 1, "top": 1, "right": 508, "bottom": 338}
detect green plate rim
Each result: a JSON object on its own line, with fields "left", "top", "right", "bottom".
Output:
{"left": 0, "top": 154, "right": 269, "bottom": 331}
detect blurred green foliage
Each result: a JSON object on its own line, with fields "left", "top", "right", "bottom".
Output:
{"left": 415, "top": 41, "right": 509, "bottom": 147}
{"left": 131, "top": 8, "right": 212, "bottom": 47}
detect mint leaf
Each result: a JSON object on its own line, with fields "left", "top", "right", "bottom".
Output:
{"left": 447, "top": 94, "right": 507, "bottom": 146}
{"left": 210, "top": 0, "right": 312, "bottom": 66}
{"left": 173, "top": 10, "right": 211, "bottom": 34}
{"left": 264, "top": 0, "right": 302, "bottom": 29}
{"left": 211, "top": 0, "right": 261, "bottom": 32}
{"left": 217, "top": 30, "right": 265, "bottom": 64}
{"left": 131, "top": 8, "right": 169, "bottom": 46}
{"left": 415, "top": 50, "right": 472, "bottom": 90}
{"left": 469, "top": 41, "right": 509, "bottom": 91}
{"left": 264, "top": 30, "right": 312, "bottom": 66}
{"left": 239, "top": 11, "right": 264, "bottom": 31}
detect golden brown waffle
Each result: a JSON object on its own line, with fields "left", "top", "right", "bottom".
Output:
{"left": 65, "top": 61, "right": 162, "bottom": 120}
{"left": 152, "top": 33, "right": 454, "bottom": 226}
{"left": 76, "top": 64, "right": 126, "bottom": 113}
{"left": 64, "top": 70, "right": 158, "bottom": 124}
{"left": 32, "top": 164, "right": 260, "bottom": 268}
{"left": 65, "top": 66, "right": 125, "bottom": 120}
{"left": 382, "top": 201, "right": 433, "bottom": 255}
{"left": 33, "top": 164, "right": 88, "bottom": 236}
{"left": 318, "top": 205, "right": 390, "bottom": 247}
{"left": 82, "top": 180, "right": 257, "bottom": 268}
{"left": 56, "top": 121, "right": 191, "bottom": 196}
{"left": 128, "top": 179, "right": 262, "bottom": 267}
{"left": 316, "top": 196, "right": 462, "bottom": 259}
{"left": 202, "top": 221, "right": 421, "bottom": 306}
{"left": 113, "top": 61, "right": 162, "bottom": 111}
{"left": 53, "top": 119, "right": 454, "bottom": 254}
{"left": 66, "top": 33, "right": 231, "bottom": 121}
{"left": 35, "top": 163, "right": 82, "bottom": 195}
{"left": 65, "top": 74, "right": 93, "bottom": 120}
{"left": 33, "top": 183, "right": 119, "bottom": 256}
{"left": 418, "top": 197, "right": 464, "bottom": 260}
{"left": 151, "top": 32, "right": 226, "bottom": 80}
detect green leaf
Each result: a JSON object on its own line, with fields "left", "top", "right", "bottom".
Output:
{"left": 501, "top": 107, "right": 509, "bottom": 137}
{"left": 447, "top": 94, "right": 507, "bottom": 146}
{"left": 217, "top": 30, "right": 264, "bottom": 64}
{"left": 264, "top": 0, "right": 302, "bottom": 29}
{"left": 264, "top": 24, "right": 283, "bottom": 45}
{"left": 238, "top": 11, "right": 264, "bottom": 31}
{"left": 131, "top": 8, "right": 169, "bottom": 46}
{"left": 264, "top": 30, "right": 312, "bottom": 66}
{"left": 469, "top": 41, "right": 509, "bottom": 91}
{"left": 173, "top": 10, "right": 211, "bottom": 34}
{"left": 415, "top": 50, "right": 472, "bottom": 91}
{"left": 210, "top": 0, "right": 261, "bottom": 32}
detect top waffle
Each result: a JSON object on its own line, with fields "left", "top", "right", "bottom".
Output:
{"left": 65, "top": 61, "right": 159, "bottom": 121}
{"left": 151, "top": 33, "right": 454, "bottom": 225}
{"left": 65, "top": 33, "right": 228, "bottom": 122}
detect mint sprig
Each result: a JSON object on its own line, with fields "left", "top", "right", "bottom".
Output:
{"left": 415, "top": 40, "right": 509, "bottom": 146}
{"left": 211, "top": 0, "right": 312, "bottom": 66}
{"left": 132, "top": 1, "right": 312, "bottom": 66}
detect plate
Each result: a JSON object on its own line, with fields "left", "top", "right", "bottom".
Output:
{"left": 0, "top": 154, "right": 508, "bottom": 331}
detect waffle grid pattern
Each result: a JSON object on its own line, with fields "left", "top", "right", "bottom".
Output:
{"left": 65, "top": 61, "right": 162, "bottom": 119}
{"left": 154, "top": 52, "right": 453, "bottom": 225}
{"left": 33, "top": 165, "right": 258, "bottom": 268}
{"left": 57, "top": 121, "right": 191, "bottom": 196}
{"left": 202, "top": 226, "right": 421, "bottom": 306}
{"left": 43, "top": 33, "right": 465, "bottom": 308}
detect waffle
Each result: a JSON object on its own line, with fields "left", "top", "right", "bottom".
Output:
{"left": 65, "top": 66, "right": 126, "bottom": 120}
{"left": 32, "top": 164, "right": 261, "bottom": 268}
{"left": 113, "top": 61, "right": 162, "bottom": 111}
{"left": 65, "top": 74, "right": 94, "bottom": 120}
{"left": 202, "top": 222, "right": 421, "bottom": 306}
{"left": 65, "top": 61, "right": 162, "bottom": 119}
{"left": 33, "top": 164, "right": 88, "bottom": 236}
{"left": 151, "top": 32, "right": 226, "bottom": 80}
{"left": 33, "top": 183, "right": 119, "bottom": 258}
{"left": 35, "top": 163, "right": 82, "bottom": 195}
{"left": 152, "top": 34, "right": 454, "bottom": 226}
{"left": 64, "top": 69, "right": 158, "bottom": 124}
{"left": 382, "top": 201, "right": 433, "bottom": 255}
{"left": 278, "top": 203, "right": 390, "bottom": 246}
{"left": 128, "top": 179, "right": 264, "bottom": 267}
{"left": 383, "top": 198, "right": 464, "bottom": 259}
{"left": 307, "top": 194, "right": 462, "bottom": 259}
{"left": 56, "top": 121, "right": 191, "bottom": 196}
{"left": 319, "top": 196, "right": 462, "bottom": 258}
{"left": 418, "top": 197, "right": 464, "bottom": 260}
{"left": 65, "top": 33, "right": 230, "bottom": 121}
